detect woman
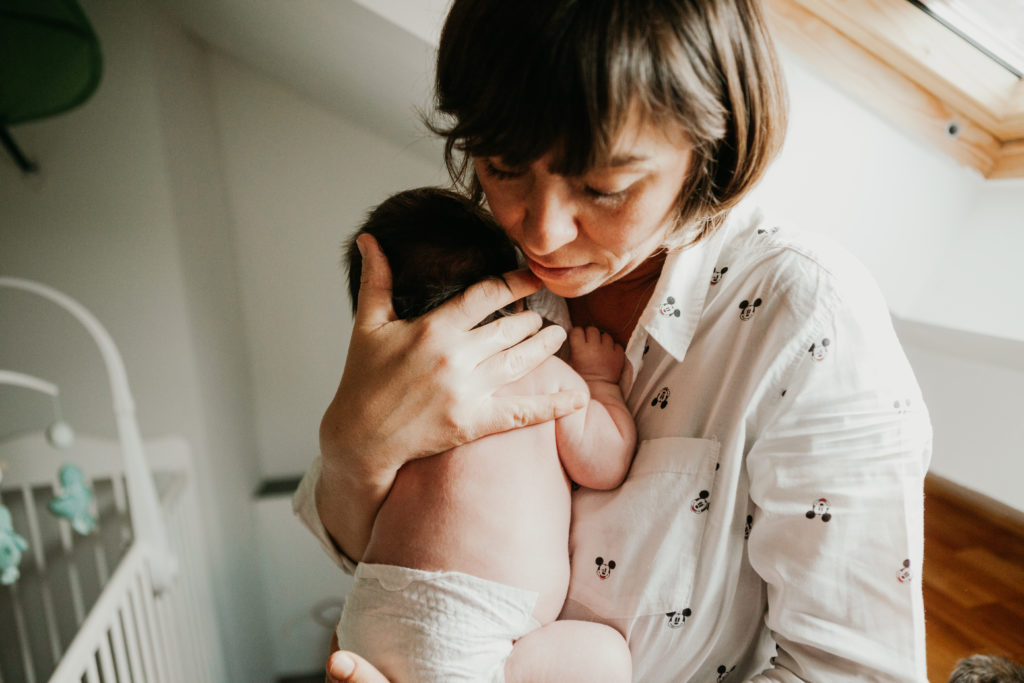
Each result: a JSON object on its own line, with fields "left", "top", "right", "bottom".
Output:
{"left": 295, "top": 0, "right": 931, "bottom": 680}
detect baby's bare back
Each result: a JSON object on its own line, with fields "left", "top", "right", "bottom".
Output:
{"left": 361, "top": 357, "right": 579, "bottom": 625}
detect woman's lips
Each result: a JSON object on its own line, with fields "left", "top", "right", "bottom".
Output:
{"left": 525, "top": 257, "right": 584, "bottom": 280}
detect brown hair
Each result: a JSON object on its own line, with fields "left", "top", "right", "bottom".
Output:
{"left": 430, "top": 0, "right": 788, "bottom": 245}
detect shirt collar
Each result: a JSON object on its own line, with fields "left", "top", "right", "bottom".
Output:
{"left": 629, "top": 207, "right": 747, "bottom": 365}
{"left": 526, "top": 205, "right": 757, "bottom": 365}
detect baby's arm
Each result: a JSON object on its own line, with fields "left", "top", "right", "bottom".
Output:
{"left": 555, "top": 327, "right": 636, "bottom": 490}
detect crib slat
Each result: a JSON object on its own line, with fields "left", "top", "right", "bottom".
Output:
{"left": 68, "top": 558, "right": 87, "bottom": 627}
{"left": 136, "top": 567, "right": 168, "bottom": 683}
{"left": 153, "top": 588, "right": 184, "bottom": 683}
{"left": 85, "top": 655, "right": 100, "bottom": 683}
{"left": 93, "top": 544, "right": 110, "bottom": 591}
{"left": 96, "top": 629, "right": 117, "bottom": 683}
{"left": 39, "top": 579, "right": 64, "bottom": 667}
{"left": 10, "top": 584, "right": 38, "bottom": 683}
{"left": 119, "top": 592, "right": 146, "bottom": 683}
{"left": 109, "top": 601, "right": 133, "bottom": 683}
{"left": 20, "top": 486, "right": 46, "bottom": 572}
{"left": 129, "top": 573, "right": 158, "bottom": 683}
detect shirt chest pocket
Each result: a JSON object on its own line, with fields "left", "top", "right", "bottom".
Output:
{"left": 567, "top": 437, "right": 719, "bottom": 619}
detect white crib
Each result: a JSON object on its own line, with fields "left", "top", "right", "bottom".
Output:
{"left": 0, "top": 277, "right": 226, "bottom": 682}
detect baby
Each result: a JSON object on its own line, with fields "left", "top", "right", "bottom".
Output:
{"left": 335, "top": 187, "right": 636, "bottom": 682}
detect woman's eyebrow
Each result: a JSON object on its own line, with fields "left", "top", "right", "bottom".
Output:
{"left": 543, "top": 153, "right": 652, "bottom": 175}
{"left": 605, "top": 153, "right": 652, "bottom": 168}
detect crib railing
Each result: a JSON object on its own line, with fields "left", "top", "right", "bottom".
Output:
{"left": 49, "top": 438, "right": 226, "bottom": 682}
{"left": 0, "top": 435, "right": 227, "bottom": 682}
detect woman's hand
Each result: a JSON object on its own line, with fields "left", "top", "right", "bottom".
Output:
{"left": 317, "top": 234, "right": 587, "bottom": 560}
{"left": 326, "top": 651, "right": 390, "bottom": 683}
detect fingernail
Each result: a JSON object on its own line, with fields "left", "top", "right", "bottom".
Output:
{"left": 574, "top": 391, "right": 588, "bottom": 409}
{"left": 330, "top": 652, "right": 355, "bottom": 678}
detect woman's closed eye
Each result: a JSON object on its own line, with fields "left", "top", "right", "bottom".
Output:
{"left": 583, "top": 184, "right": 628, "bottom": 202}
{"left": 482, "top": 160, "right": 524, "bottom": 180}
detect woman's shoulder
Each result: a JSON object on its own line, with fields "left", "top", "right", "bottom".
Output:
{"left": 715, "top": 207, "right": 889, "bottom": 321}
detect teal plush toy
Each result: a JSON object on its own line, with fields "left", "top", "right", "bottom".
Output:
{"left": 48, "top": 464, "right": 97, "bottom": 535}
{"left": 0, "top": 505, "right": 29, "bottom": 585}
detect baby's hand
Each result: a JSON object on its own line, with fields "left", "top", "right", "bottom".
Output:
{"left": 568, "top": 326, "right": 625, "bottom": 384}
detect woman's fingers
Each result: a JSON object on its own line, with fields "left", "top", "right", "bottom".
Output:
{"left": 353, "top": 234, "right": 397, "bottom": 328}
{"left": 470, "top": 308, "right": 545, "bottom": 356}
{"left": 476, "top": 323, "right": 568, "bottom": 384}
{"left": 437, "top": 269, "right": 542, "bottom": 329}
{"left": 326, "top": 651, "right": 391, "bottom": 683}
{"left": 486, "top": 391, "right": 589, "bottom": 432}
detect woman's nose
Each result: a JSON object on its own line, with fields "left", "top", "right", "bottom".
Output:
{"left": 520, "top": 180, "right": 578, "bottom": 255}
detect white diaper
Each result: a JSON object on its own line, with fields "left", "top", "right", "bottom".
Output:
{"left": 336, "top": 563, "right": 541, "bottom": 683}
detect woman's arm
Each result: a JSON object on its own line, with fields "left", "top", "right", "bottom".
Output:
{"left": 314, "top": 235, "right": 588, "bottom": 562}
{"left": 745, "top": 289, "right": 931, "bottom": 681}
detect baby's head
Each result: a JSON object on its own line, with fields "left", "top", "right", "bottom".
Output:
{"left": 346, "top": 187, "right": 520, "bottom": 320}
{"left": 948, "top": 654, "right": 1024, "bottom": 683}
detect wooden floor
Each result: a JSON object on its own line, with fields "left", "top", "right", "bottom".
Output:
{"left": 923, "top": 475, "right": 1024, "bottom": 682}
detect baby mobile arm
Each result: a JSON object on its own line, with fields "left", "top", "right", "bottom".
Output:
{"left": 0, "top": 276, "right": 178, "bottom": 592}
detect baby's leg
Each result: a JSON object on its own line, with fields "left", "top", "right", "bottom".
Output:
{"left": 504, "top": 620, "right": 632, "bottom": 683}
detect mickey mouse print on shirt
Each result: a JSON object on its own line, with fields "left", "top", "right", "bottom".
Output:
{"left": 690, "top": 490, "right": 710, "bottom": 514}
{"left": 595, "top": 557, "right": 616, "bottom": 580}
{"left": 650, "top": 387, "right": 670, "bottom": 409}
{"left": 659, "top": 296, "right": 681, "bottom": 318}
{"left": 806, "top": 498, "right": 832, "bottom": 522}
{"left": 710, "top": 266, "right": 729, "bottom": 285}
{"left": 665, "top": 608, "right": 691, "bottom": 629}
{"left": 897, "top": 559, "right": 913, "bottom": 583}
{"left": 738, "top": 297, "right": 762, "bottom": 321}
{"left": 808, "top": 338, "right": 831, "bottom": 361}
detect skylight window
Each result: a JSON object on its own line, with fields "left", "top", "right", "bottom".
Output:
{"left": 908, "top": 0, "right": 1024, "bottom": 78}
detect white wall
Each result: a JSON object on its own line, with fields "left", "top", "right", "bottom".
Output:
{"left": 207, "top": 54, "right": 447, "bottom": 478}
{"left": 148, "top": 11, "right": 274, "bottom": 680}
{"left": 750, "top": 45, "right": 981, "bottom": 316}
{"left": 0, "top": 0, "right": 273, "bottom": 680}
{"left": 908, "top": 178, "right": 1024, "bottom": 342}
{"left": 895, "top": 318, "right": 1024, "bottom": 511}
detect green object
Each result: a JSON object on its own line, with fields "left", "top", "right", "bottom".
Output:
{"left": 0, "top": 0, "right": 102, "bottom": 170}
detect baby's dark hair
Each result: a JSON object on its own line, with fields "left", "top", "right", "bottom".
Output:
{"left": 345, "top": 187, "right": 520, "bottom": 320}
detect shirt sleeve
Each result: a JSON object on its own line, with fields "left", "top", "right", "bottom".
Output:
{"left": 744, "top": 266, "right": 931, "bottom": 681}
{"left": 292, "top": 456, "right": 358, "bottom": 574}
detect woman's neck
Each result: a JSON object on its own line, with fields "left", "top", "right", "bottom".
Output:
{"left": 567, "top": 251, "right": 666, "bottom": 348}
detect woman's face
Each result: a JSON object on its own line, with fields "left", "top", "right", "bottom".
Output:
{"left": 475, "top": 113, "right": 693, "bottom": 298}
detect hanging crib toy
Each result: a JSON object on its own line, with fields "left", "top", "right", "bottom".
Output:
{"left": 0, "top": 367, "right": 88, "bottom": 585}
{"left": 0, "top": 503, "right": 29, "bottom": 585}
